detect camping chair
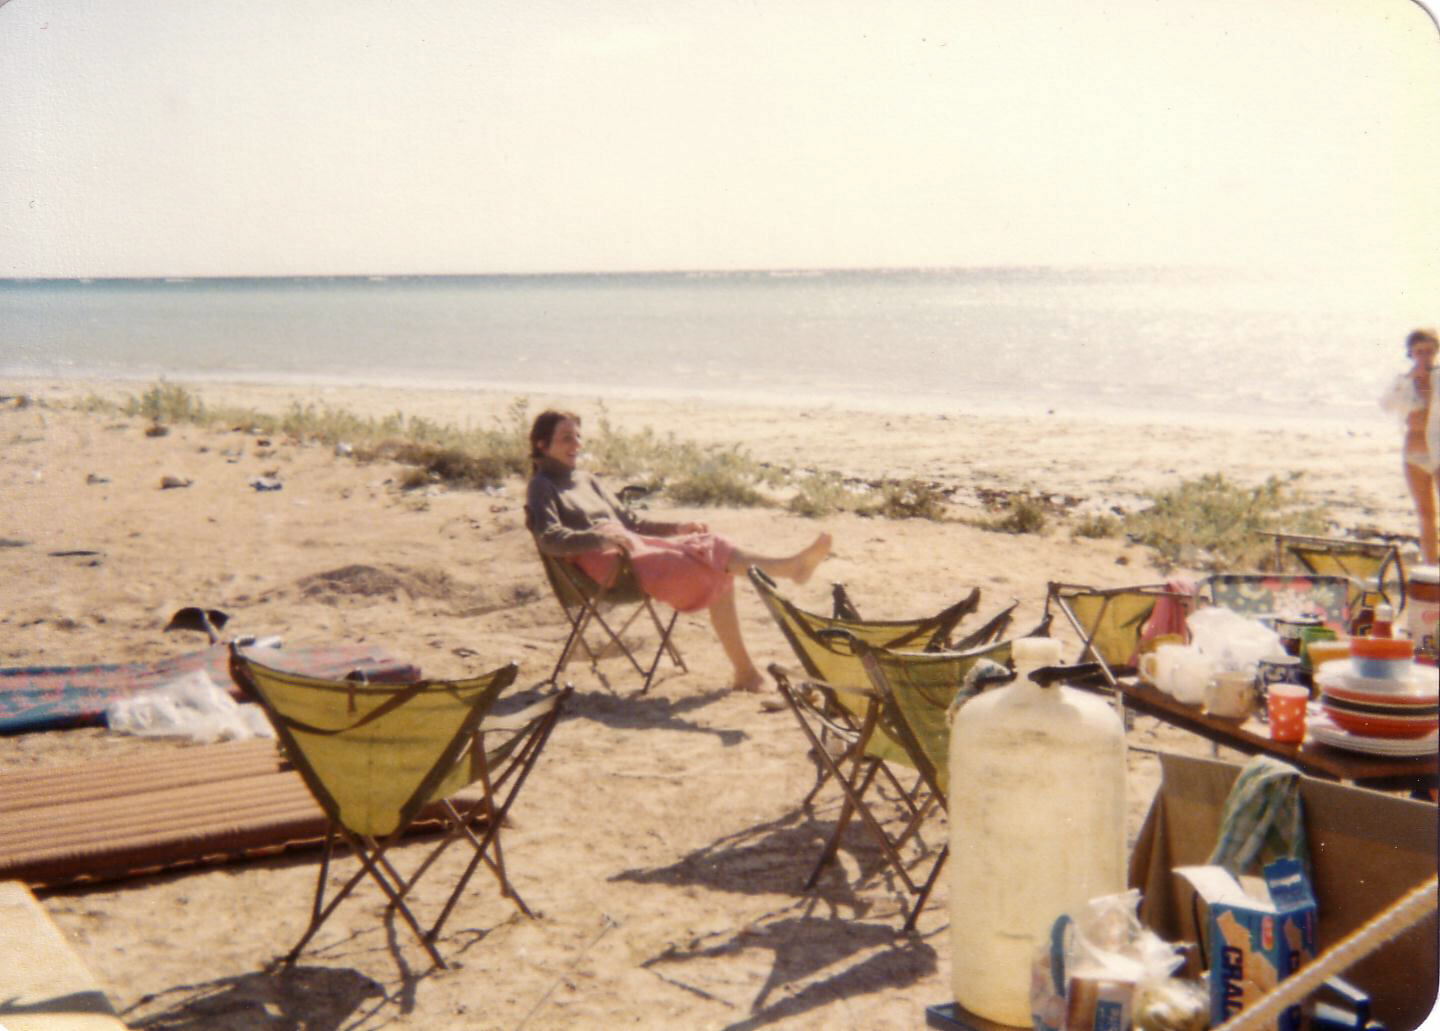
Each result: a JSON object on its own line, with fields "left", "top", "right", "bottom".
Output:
{"left": 751, "top": 567, "right": 1014, "bottom": 804}
{"left": 534, "top": 542, "right": 685, "bottom": 694}
{"left": 1199, "top": 573, "right": 1354, "bottom": 633}
{"left": 229, "top": 644, "right": 571, "bottom": 969}
{"left": 840, "top": 631, "right": 1017, "bottom": 931}
{"left": 1043, "top": 581, "right": 1192, "bottom": 689}
{"left": 1265, "top": 531, "right": 1407, "bottom": 625}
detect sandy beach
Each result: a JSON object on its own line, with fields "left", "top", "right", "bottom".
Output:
{"left": 0, "top": 377, "right": 1425, "bottom": 1030}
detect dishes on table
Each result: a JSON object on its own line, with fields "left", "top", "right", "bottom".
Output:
{"left": 1307, "top": 712, "right": 1439, "bottom": 757}
{"left": 1313, "top": 662, "right": 1439, "bottom": 738}
{"left": 1319, "top": 698, "right": 1438, "bottom": 738}
{"left": 1313, "top": 660, "right": 1437, "bottom": 695}
{"left": 1348, "top": 636, "right": 1415, "bottom": 679}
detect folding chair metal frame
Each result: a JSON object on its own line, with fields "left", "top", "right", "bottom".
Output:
{"left": 1043, "top": 581, "right": 1191, "bottom": 689}
{"left": 751, "top": 567, "right": 1011, "bottom": 807}
{"left": 536, "top": 543, "right": 685, "bottom": 694}
{"left": 1263, "top": 531, "right": 1407, "bottom": 621}
{"left": 230, "top": 645, "right": 572, "bottom": 969}
{"left": 768, "top": 659, "right": 938, "bottom": 905}
{"left": 848, "top": 631, "right": 1017, "bottom": 931}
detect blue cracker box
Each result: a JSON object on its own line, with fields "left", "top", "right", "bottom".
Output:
{"left": 1175, "top": 858, "right": 1317, "bottom": 1031}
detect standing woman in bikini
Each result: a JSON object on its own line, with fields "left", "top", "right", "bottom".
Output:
{"left": 525, "top": 410, "right": 832, "bottom": 693}
{"left": 1382, "top": 328, "right": 1439, "bottom": 564}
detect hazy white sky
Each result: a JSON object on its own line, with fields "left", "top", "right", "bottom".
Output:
{"left": 1, "top": 0, "right": 1437, "bottom": 284}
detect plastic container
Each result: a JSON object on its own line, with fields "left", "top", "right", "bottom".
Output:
{"left": 1407, "top": 565, "right": 1439, "bottom": 665}
{"left": 947, "top": 637, "right": 1127, "bottom": 1026}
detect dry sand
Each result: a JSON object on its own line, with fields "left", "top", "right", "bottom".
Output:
{"left": 0, "top": 378, "right": 1422, "bottom": 1030}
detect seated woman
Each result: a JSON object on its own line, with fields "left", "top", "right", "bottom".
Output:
{"left": 525, "top": 409, "right": 831, "bottom": 693}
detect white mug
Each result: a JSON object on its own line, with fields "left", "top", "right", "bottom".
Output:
{"left": 1205, "top": 670, "right": 1254, "bottom": 719}
{"left": 1171, "top": 650, "right": 1214, "bottom": 705}
{"left": 1140, "top": 643, "right": 1186, "bottom": 695}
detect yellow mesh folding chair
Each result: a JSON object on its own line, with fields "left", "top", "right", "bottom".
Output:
{"left": 750, "top": 567, "right": 1012, "bottom": 805}
{"left": 229, "top": 644, "right": 571, "bottom": 969}
{"left": 535, "top": 541, "right": 685, "bottom": 694}
{"left": 1043, "top": 581, "right": 1191, "bottom": 688}
{"left": 839, "top": 632, "right": 1017, "bottom": 931}
{"left": 1265, "top": 531, "right": 1407, "bottom": 622}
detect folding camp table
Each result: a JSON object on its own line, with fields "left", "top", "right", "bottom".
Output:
{"left": 1116, "top": 677, "right": 1437, "bottom": 796}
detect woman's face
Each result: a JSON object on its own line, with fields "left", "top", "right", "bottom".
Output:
{"left": 1411, "top": 338, "right": 1438, "bottom": 370}
{"left": 540, "top": 418, "right": 581, "bottom": 469}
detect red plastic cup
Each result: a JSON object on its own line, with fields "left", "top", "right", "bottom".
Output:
{"left": 1267, "top": 684, "right": 1309, "bottom": 743}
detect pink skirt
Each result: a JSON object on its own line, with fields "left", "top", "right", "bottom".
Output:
{"left": 574, "top": 529, "right": 735, "bottom": 613}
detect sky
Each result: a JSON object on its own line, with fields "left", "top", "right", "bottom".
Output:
{"left": 1, "top": 0, "right": 1437, "bottom": 288}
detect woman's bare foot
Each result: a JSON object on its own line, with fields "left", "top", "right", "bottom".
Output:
{"left": 730, "top": 667, "right": 765, "bottom": 693}
{"left": 790, "top": 532, "right": 832, "bottom": 585}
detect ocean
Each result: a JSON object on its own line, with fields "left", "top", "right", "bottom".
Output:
{"left": 0, "top": 266, "right": 1416, "bottom": 426}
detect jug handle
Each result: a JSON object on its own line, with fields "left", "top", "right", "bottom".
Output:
{"left": 1032, "top": 662, "right": 1102, "bottom": 687}
{"left": 1049, "top": 913, "right": 1074, "bottom": 994}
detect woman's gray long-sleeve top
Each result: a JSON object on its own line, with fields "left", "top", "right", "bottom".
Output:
{"left": 525, "top": 458, "right": 680, "bottom": 557}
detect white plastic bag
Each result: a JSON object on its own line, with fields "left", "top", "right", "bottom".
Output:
{"left": 1031, "top": 890, "right": 1186, "bottom": 1031}
{"left": 106, "top": 669, "right": 275, "bottom": 743}
{"left": 1187, "top": 606, "right": 1285, "bottom": 674}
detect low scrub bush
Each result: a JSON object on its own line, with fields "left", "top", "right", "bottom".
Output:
{"left": 858, "top": 479, "right": 950, "bottom": 521}
{"left": 787, "top": 472, "right": 864, "bottom": 518}
{"left": 1124, "top": 473, "right": 1329, "bottom": 571}
{"left": 666, "top": 446, "right": 771, "bottom": 508}
{"left": 385, "top": 442, "right": 524, "bottom": 490}
{"left": 982, "top": 495, "right": 1047, "bottom": 535}
{"left": 127, "top": 381, "right": 207, "bottom": 425}
{"left": 1072, "top": 512, "right": 1121, "bottom": 539}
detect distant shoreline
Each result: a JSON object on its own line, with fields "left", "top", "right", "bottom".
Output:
{"left": 0, "top": 368, "right": 1396, "bottom": 434}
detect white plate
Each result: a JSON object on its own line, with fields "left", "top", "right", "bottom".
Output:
{"left": 1307, "top": 712, "right": 1439, "bottom": 757}
{"left": 1314, "top": 660, "right": 1439, "bottom": 697}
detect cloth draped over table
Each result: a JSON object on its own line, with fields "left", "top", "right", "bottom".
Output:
{"left": 1206, "top": 755, "right": 1309, "bottom": 877}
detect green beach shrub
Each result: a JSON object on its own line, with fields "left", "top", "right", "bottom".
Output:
{"left": 858, "top": 479, "right": 950, "bottom": 521}
{"left": 127, "top": 381, "right": 207, "bottom": 424}
{"left": 979, "top": 494, "right": 1047, "bottom": 534}
{"left": 666, "top": 446, "right": 771, "bottom": 508}
{"left": 77, "top": 393, "right": 119, "bottom": 415}
{"left": 787, "top": 472, "right": 863, "bottom": 518}
{"left": 1124, "top": 472, "right": 1329, "bottom": 571}
{"left": 1072, "top": 512, "right": 1121, "bottom": 539}
{"left": 385, "top": 443, "right": 520, "bottom": 490}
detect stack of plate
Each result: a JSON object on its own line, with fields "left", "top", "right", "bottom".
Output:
{"left": 1311, "top": 661, "right": 1439, "bottom": 755}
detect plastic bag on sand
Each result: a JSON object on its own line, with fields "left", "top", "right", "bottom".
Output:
{"left": 1187, "top": 606, "right": 1285, "bottom": 674}
{"left": 106, "top": 669, "right": 275, "bottom": 743}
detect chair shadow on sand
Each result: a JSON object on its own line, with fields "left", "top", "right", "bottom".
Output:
{"left": 122, "top": 963, "right": 385, "bottom": 1030}
{"left": 642, "top": 907, "right": 938, "bottom": 1030}
{"left": 122, "top": 915, "right": 501, "bottom": 1030}
{"left": 562, "top": 684, "right": 747, "bottom": 747}
{"left": 612, "top": 809, "right": 943, "bottom": 1027}
{"left": 611, "top": 790, "right": 944, "bottom": 907}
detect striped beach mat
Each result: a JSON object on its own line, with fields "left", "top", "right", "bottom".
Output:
{"left": 0, "top": 738, "right": 488, "bottom": 889}
{"left": 0, "top": 641, "right": 421, "bottom": 735}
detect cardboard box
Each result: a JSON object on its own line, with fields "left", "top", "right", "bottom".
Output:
{"left": 1176, "top": 859, "right": 1316, "bottom": 1031}
{"left": 1129, "top": 753, "right": 1437, "bottom": 1031}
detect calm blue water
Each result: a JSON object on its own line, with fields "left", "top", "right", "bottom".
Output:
{"left": 0, "top": 267, "right": 1408, "bottom": 425}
